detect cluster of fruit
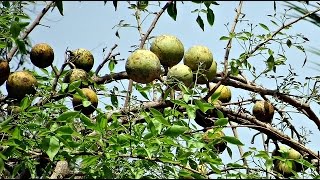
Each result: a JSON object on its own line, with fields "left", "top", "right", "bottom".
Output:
{"left": 0, "top": 43, "right": 98, "bottom": 115}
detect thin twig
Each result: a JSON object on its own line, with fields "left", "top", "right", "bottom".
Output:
{"left": 94, "top": 44, "right": 118, "bottom": 75}
{"left": 7, "top": 1, "right": 55, "bottom": 62}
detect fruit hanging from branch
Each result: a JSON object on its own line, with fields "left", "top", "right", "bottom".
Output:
{"left": 167, "top": 64, "right": 193, "bottom": 90}
{"left": 150, "top": 34, "right": 185, "bottom": 67}
{"left": 196, "top": 61, "right": 217, "bottom": 84}
{"left": 0, "top": 59, "right": 10, "bottom": 86}
{"left": 183, "top": 45, "right": 213, "bottom": 71}
{"left": 70, "top": 48, "right": 94, "bottom": 72}
{"left": 252, "top": 100, "right": 275, "bottom": 123}
{"left": 125, "top": 49, "right": 161, "bottom": 84}
{"left": 63, "top": 68, "right": 90, "bottom": 88}
{"left": 30, "top": 43, "right": 54, "bottom": 68}
{"left": 194, "top": 100, "right": 223, "bottom": 127}
{"left": 6, "top": 71, "right": 38, "bottom": 100}
{"left": 209, "top": 83, "right": 232, "bottom": 103}
{"left": 72, "top": 88, "right": 98, "bottom": 115}
{"left": 202, "top": 129, "right": 227, "bottom": 154}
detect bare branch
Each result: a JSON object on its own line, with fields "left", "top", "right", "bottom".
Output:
{"left": 94, "top": 44, "right": 118, "bottom": 76}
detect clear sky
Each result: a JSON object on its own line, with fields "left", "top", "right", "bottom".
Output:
{"left": 2, "top": 1, "right": 320, "bottom": 169}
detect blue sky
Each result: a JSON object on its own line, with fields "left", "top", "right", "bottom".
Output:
{"left": 2, "top": 1, "right": 320, "bottom": 171}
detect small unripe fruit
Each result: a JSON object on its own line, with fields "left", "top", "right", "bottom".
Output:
{"left": 30, "top": 43, "right": 54, "bottom": 68}
{"left": 252, "top": 100, "right": 274, "bottom": 123}
{"left": 125, "top": 49, "right": 161, "bottom": 84}
{"left": 150, "top": 35, "right": 184, "bottom": 67}
{"left": 209, "top": 83, "right": 232, "bottom": 103}
{"left": 72, "top": 88, "right": 98, "bottom": 115}
{"left": 70, "top": 48, "right": 94, "bottom": 72}
{"left": 0, "top": 59, "right": 10, "bottom": 86}
{"left": 167, "top": 64, "right": 193, "bottom": 90}
{"left": 6, "top": 71, "right": 38, "bottom": 100}
{"left": 184, "top": 45, "right": 213, "bottom": 71}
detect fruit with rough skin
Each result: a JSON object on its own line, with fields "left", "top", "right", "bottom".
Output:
{"left": 72, "top": 88, "right": 98, "bottom": 115}
{"left": 209, "top": 83, "right": 232, "bottom": 103}
{"left": 30, "top": 43, "right": 54, "bottom": 68}
{"left": 70, "top": 48, "right": 94, "bottom": 72}
{"left": 6, "top": 71, "right": 38, "bottom": 100}
{"left": 63, "top": 69, "right": 90, "bottom": 87}
{"left": 194, "top": 100, "right": 222, "bottom": 127}
{"left": 125, "top": 49, "right": 161, "bottom": 84}
{"left": 196, "top": 60, "right": 217, "bottom": 84}
{"left": 167, "top": 64, "right": 193, "bottom": 90}
{"left": 252, "top": 100, "right": 274, "bottom": 123}
{"left": 183, "top": 45, "right": 213, "bottom": 71}
{"left": 203, "top": 129, "right": 227, "bottom": 153}
{"left": 0, "top": 59, "right": 10, "bottom": 86}
{"left": 150, "top": 35, "right": 184, "bottom": 67}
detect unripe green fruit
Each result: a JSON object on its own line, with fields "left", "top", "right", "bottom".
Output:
{"left": 30, "top": 43, "right": 54, "bottom": 68}
{"left": 63, "top": 69, "right": 89, "bottom": 87}
{"left": 70, "top": 48, "right": 94, "bottom": 72}
{"left": 150, "top": 35, "right": 184, "bottom": 67}
{"left": 252, "top": 100, "right": 274, "bottom": 123}
{"left": 125, "top": 49, "right": 161, "bottom": 84}
{"left": 167, "top": 64, "right": 193, "bottom": 90}
{"left": 0, "top": 59, "right": 10, "bottom": 86}
{"left": 196, "top": 61, "right": 217, "bottom": 84}
{"left": 184, "top": 45, "right": 213, "bottom": 71}
{"left": 72, "top": 88, "right": 98, "bottom": 115}
{"left": 209, "top": 83, "right": 232, "bottom": 103}
{"left": 203, "top": 129, "right": 227, "bottom": 153}
{"left": 6, "top": 71, "right": 38, "bottom": 100}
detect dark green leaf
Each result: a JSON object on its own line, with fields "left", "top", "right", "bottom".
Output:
{"left": 259, "top": 23, "right": 269, "bottom": 31}
{"left": 137, "top": 1, "right": 148, "bottom": 10}
{"left": 57, "top": 111, "right": 79, "bottom": 122}
{"left": 192, "top": 1, "right": 204, "bottom": 4}
{"left": 113, "top": 0, "right": 117, "bottom": 11}
{"left": 79, "top": 113, "right": 96, "bottom": 130}
{"left": 222, "top": 136, "right": 244, "bottom": 146}
{"left": 196, "top": 15, "right": 204, "bottom": 31}
{"left": 163, "top": 125, "right": 188, "bottom": 137}
{"left": 167, "top": 2, "right": 177, "bottom": 21}
{"left": 2, "top": 1, "right": 10, "bottom": 7}
{"left": 111, "top": 94, "right": 118, "bottom": 107}
{"left": 10, "top": 21, "right": 21, "bottom": 38}
{"left": 14, "top": 39, "right": 27, "bottom": 54}
{"left": 56, "top": 126, "right": 74, "bottom": 135}
{"left": 115, "top": 30, "right": 120, "bottom": 39}
{"left": 206, "top": 8, "right": 215, "bottom": 26}
{"left": 0, "top": 158, "right": 3, "bottom": 174}
{"left": 219, "top": 36, "right": 230, "bottom": 40}
{"left": 286, "top": 39, "right": 292, "bottom": 48}
{"left": 56, "top": 1, "right": 64, "bottom": 16}
{"left": 194, "top": 99, "right": 214, "bottom": 113}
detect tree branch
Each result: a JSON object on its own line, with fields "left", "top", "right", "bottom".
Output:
{"left": 94, "top": 44, "right": 118, "bottom": 76}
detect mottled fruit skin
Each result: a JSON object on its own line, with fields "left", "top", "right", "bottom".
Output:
{"left": 209, "top": 83, "right": 232, "bottom": 103}
{"left": 0, "top": 59, "right": 10, "bottom": 86}
{"left": 30, "top": 43, "right": 54, "bottom": 68}
{"left": 125, "top": 49, "right": 161, "bottom": 84}
{"left": 252, "top": 100, "right": 274, "bottom": 123}
{"left": 195, "top": 100, "right": 222, "bottom": 127}
{"left": 272, "top": 146, "right": 304, "bottom": 177}
{"left": 184, "top": 45, "right": 213, "bottom": 71}
{"left": 63, "top": 69, "right": 89, "bottom": 87}
{"left": 196, "top": 61, "right": 217, "bottom": 84}
{"left": 167, "top": 64, "right": 193, "bottom": 90}
{"left": 71, "top": 48, "right": 94, "bottom": 72}
{"left": 203, "top": 129, "right": 227, "bottom": 153}
{"left": 150, "top": 35, "right": 184, "bottom": 67}
{"left": 6, "top": 71, "right": 38, "bottom": 100}
{"left": 72, "top": 88, "right": 98, "bottom": 115}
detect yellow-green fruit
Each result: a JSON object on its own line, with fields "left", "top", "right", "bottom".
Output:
{"left": 0, "top": 59, "right": 10, "bottom": 86}
{"left": 63, "top": 69, "right": 89, "bottom": 87}
{"left": 30, "top": 43, "right": 54, "bottom": 68}
{"left": 184, "top": 45, "right": 213, "bottom": 71}
{"left": 203, "top": 129, "right": 227, "bottom": 153}
{"left": 194, "top": 100, "right": 222, "bottom": 127}
{"left": 196, "top": 61, "right": 217, "bottom": 84}
{"left": 252, "top": 100, "right": 274, "bottom": 123}
{"left": 72, "top": 88, "right": 98, "bottom": 115}
{"left": 71, "top": 48, "right": 94, "bottom": 72}
{"left": 209, "top": 83, "right": 232, "bottom": 103}
{"left": 167, "top": 64, "right": 193, "bottom": 90}
{"left": 125, "top": 49, "right": 161, "bottom": 84}
{"left": 150, "top": 35, "right": 184, "bottom": 67}
{"left": 6, "top": 71, "right": 38, "bottom": 100}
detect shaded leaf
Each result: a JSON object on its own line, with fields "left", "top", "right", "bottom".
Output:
{"left": 167, "top": 2, "right": 177, "bottom": 21}
{"left": 164, "top": 125, "right": 188, "bottom": 137}
{"left": 286, "top": 39, "right": 292, "bottom": 48}
{"left": 221, "top": 136, "right": 244, "bottom": 145}
{"left": 56, "top": 1, "right": 64, "bottom": 16}
{"left": 196, "top": 15, "right": 204, "bottom": 31}
{"left": 10, "top": 21, "right": 21, "bottom": 38}
{"left": 259, "top": 23, "right": 269, "bottom": 31}
{"left": 206, "top": 8, "right": 215, "bottom": 26}
{"left": 113, "top": 0, "right": 117, "bottom": 11}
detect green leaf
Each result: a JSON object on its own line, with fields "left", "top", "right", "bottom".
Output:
{"left": 111, "top": 94, "right": 118, "bottom": 107}
{"left": 55, "top": 126, "right": 74, "bottom": 135}
{"left": 259, "top": 23, "right": 270, "bottom": 31}
{"left": 267, "top": 55, "right": 275, "bottom": 71}
{"left": 2, "top": 1, "right": 10, "bottom": 7}
{"left": 137, "top": 1, "right": 148, "bottom": 10}
{"left": 167, "top": 2, "right": 177, "bottom": 21}
{"left": 221, "top": 136, "right": 244, "bottom": 146}
{"left": 10, "top": 21, "right": 21, "bottom": 38}
{"left": 113, "top": 0, "right": 117, "bottom": 11}
{"left": 12, "top": 127, "right": 22, "bottom": 140}
{"left": 219, "top": 36, "right": 230, "bottom": 40}
{"left": 108, "top": 59, "right": 115, "bottom": 72}
{"left": 192, "top": 1, "right": 204, "bottom": 4}
{"left": 286, "top": 39, "right": 292, "bottom": 48}
{"left": 82, "top": 100, "right": 91, "bottom": 107}
{"left": 20, "top": 97, "right": 31, "bottom": 111}
{"left": 79, "top": 113, "right": 96, "bottom": 130}
{"left": 68, "top": 80, "right": 81, "bottom": 92}
{"left": 206, "top": 8, "right": 215, "bottom": 26}
{"left": 186, "top": 106, "right": 196, "bottom": 120}
{"left": 57, "top": 111, "right": 79, "bottom": 122}
{"left": 214, "top": 118, "right": 228, "bottom": 126}
{"left": 56, "top": 1, "right": 64, "bottom": 16}
{"left": 163, "top": 125, "right": 188, "bottom": 137}
{"left": 150, "top": 108, "right": 170, "bottom": 126}
{"left": 14, "top": 38, "right": 26, "bottom": 54}
{"left": 0, "top": 41, "right": 7, "bottom": 49}
{"left": 196, "top": 15, "right": 204, "bottom": 31}
{"left": 194, "top": 99, "right": 214, "bottom": 113}
{"left": 46, "top": 136, "right": 60, "bottom": 161}
{"left": 0, "top": 158, "right": 3, "bottom": 174}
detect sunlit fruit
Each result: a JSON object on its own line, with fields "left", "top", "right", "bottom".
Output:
{"left": 252, "top": 100, "right": 274, "bottom": 123}
{"left": 150, "top": 35, "right": 184, "bottom": 67}
{"left": 72, "top": 88, "right": 98, "bottom": 115}
{"left": 30, "top": 43, "right": 54, "bottom": 68}
{"left": 63, "top": 68, "right": 90, "bottom": 87}
{"left": 0, "top": 59, "right": 10, "bottom": 86}
{"left": 184, "top": 45, "right": 213, "bottom": 71}
{"left": 194, "top": 100, "right": 222, "bottom": 127}
{"left": 209, "top": 83, "right": 232, "bottom": 103}
{"left": 125, "top": 49, "right": 161, "bottom": 84}
{"left": 6, "top": 71, "right": 38, "bottom": 100}
{"left": 70, "top": 48, "right": 94, "bottom": 72}
{"left": 203, "top": 129, "right": 227, "bottom": 153}
{"left": 167, "top": 64, "right": 193, "bottom": 90}
{"left": 196, "top": 61, "right": 217, "bottom": 84}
